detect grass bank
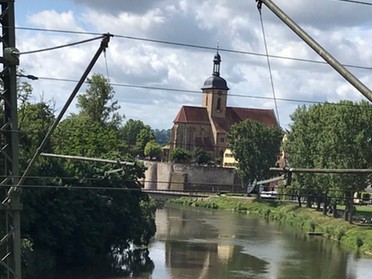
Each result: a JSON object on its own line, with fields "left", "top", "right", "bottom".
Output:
{"left": 168, "top": 196, "right": 372, "bottom": 255}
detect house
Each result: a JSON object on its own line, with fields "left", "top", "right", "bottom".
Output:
{"left": 223, "top": 149, "right": 239, "bottom": 168}
{"left": 169, "top": 51, "right": 278, "bottom": 162}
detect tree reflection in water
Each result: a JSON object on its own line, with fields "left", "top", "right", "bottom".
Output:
{"left": 111, "top": 248, "right": 154, "bottom": 277}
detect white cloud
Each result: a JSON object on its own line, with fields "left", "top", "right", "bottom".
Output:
{"left": 15, "top": 0, "right": 372, "bottom": 130}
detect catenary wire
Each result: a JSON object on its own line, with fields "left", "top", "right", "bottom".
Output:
{"left": 19, "top": 35, "right": 105, "bottom": 55}
{"left": 14, "top": 27, "right": 372, "bottom": 107}
{"left": 29, "top": 75, "right": 372, "bottom": 108}
{"left": 14, "top": 26, "right": 372, "bottom": 71}
{"left": 9, "top": 24, "right": 370, "bottom": 197}
{"left": 333, "top": 0, "right": 372, "bottom": 6}
{"left": 35, "top": 76, "right": 320, "bottom": 104}
{"left": 0, "top": 178, "right": 367, "bottom": 197}
{"left": 259, "top": 7, "right": 280, "bottom": 125}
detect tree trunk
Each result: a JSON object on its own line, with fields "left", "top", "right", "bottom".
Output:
{"left": 332, "top": 203, "right": 337, "bottom": 218}
{"left": 322, "top": 195, "right": 328, "bottom": 215}
{"left": 306, "top": 197, "right": 312, "bottom": 208}
{"left": 316, "top": 198, "right": 321, "bottom": 211}
{"left": 344, "top": 203, "right": 349, "bottom": 221}
{"left": 348, "top": 197, "right": 354, "bottom": 224}
{"left": 297, "top": 195, "right": 302, "bottom": 207}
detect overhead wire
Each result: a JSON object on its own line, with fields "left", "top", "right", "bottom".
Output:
{"left": 7, "top": 8, "right": 370, "bottom": 199}
{"left": 333, "top": 0, "right": 372, "bottom": 6}
{"left": 19, "top": 35, "right": 105, "bottom": 55}
{"left": 14, "top": 26, "right": 372, "bottom": 71}
{"left": 14, "top": 26, "right": 372, "bottom": 109}
{"left": 258, "top": 5, "right": 280, "bottom": 125}
{"left": 29, "top": 75, "right": 372, "bottom": 108}
{"left": 0, "top": 175, "right": 367, "bottom": 197}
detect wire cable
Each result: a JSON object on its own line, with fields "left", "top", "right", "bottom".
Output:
{"left": 14, "top": 26, "right": 372, "bottom": 71}
{"left": 31, "top": 75, "right": 372, "bottom": 107}
{"left": 259, "top": 8, "right": 280, "bottom": 125}
{"left": 19, "top": 35, "right": 104, "bottom": 55}
{"left": 333, "top": 0, "right": 372, "bottom": 6}
{"left": 28, "top": 76, "right": 325, "bottom": 104}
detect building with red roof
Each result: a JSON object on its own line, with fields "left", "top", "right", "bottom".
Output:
{"left": 170, "top": 52, "right": 278, "bottom": 162}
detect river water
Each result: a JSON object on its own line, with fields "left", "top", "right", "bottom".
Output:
{"left": 129, "top": 205, "right": 372, "bottom": 279}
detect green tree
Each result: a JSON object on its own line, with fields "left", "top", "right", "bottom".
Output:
{"left": 120, "top": 119, "right": 156, "bottom": 157}
{"left": 136, "top": 126, "right": 155, "bottom": 157}
{"left": 193, "top": 147, "right": 211, "bottom": 165}
{"left": 17, "top": 101, "right": 55, "bottom": 165}
{"left": 170, "top": 147, "right": 192, "bottom": 163}
{"left": 77, "top": 73, "right": 122, "bottom": 125}
{"left": 120, "top": 119, "right": 147, "bottom": 145}
{"left": 153, "top": 128, "right": 171, "bottom": 145}
{"left": 285, "top": 101, "right": 372, "bottom": 222}
{"left": 19, "top": 75, "right": 156, "bottom": 275}
{"left": 227, "top": 119, "right": 282, "bottom": 185}
{"left": 144, "top": 140, "right": 162, "bottom": 160}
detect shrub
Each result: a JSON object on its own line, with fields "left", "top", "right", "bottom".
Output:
{"left": 356, "top": 237, "right": 364, "bottom": 248}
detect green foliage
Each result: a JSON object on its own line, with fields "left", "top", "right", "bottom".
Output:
{"left": 136, "top": 127, "right": 155, "bottom": 157}
{"left": 170, "top": 147, "right": 192, "bottom": 163}
{"left": 18, "top": 102, "right": 55, "bottom": 167}
{"left": 153, "top": 128, "right": 171, "bottom": 145}
{"left": 17, "top": 75, "right": 156, "bottom": 275}
{"left": 144, "top": 140, "right": 162, "bottom": 160}
{"left": 227, "top": 119, "right": 282, "bottom": 184}
{"left": 121, "top": 119, "right": 147, "bottom": 146}
{"left": 120, "top": 119, "right": 155, "bottom": 157}
{"left": 356, "top": 237, "right": 364, "bottom": 248}
{"left": 284, "top": 101, "right": 372, "bottom": 218}
{"left": 193, "top": 147, "right": 211, "bottom": 165}
{"left": 77, "top": 73, "right": 122, "bottom": 124}
{"left": 361, "top": 192, "right": 370, "bottom": 201}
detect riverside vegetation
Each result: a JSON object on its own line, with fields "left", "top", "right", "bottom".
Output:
{"left": 168, "top": 196, "right": 372, "bottom": 256}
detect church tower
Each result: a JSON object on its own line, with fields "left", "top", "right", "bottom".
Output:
{"left": 201, "top": 51, "right": 229, "bottom": 118}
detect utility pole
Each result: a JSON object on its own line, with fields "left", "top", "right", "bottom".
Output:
{"left": 256, "top": 0, "right": 372, "bottom": 102}
{"left": 0, "top": 0, "right": 22, "bottom": 278}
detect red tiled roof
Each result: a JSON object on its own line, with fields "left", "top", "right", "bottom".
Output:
{"left": 212, "top": 107, "right": 278, "bottom": 133}
{"left": 173, "top": 106, "right": 278, "bottom": 132}
{"left": 227, "top": 107, "right": 278, "bottom": 126}
{"left": 173, "top": 106, "right": 210, "bottom": 124}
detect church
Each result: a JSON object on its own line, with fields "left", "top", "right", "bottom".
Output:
{"left": 169, "top": 51, "right": 278, "bottom": 162}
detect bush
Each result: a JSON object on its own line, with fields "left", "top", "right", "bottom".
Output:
{"left": 336, "top": 228, "right": 346, "bottom": 241}
{"left": 170, "top": 147, "right": 192, "bottom": 163}
{"left": 356, "top": 237, "right": 364, "bottom": 248}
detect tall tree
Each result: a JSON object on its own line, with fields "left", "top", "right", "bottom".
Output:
{"left": 20, "top": 75, "right": 156, "bottom": 276}
{"left": 136, "top": 126, "right": 155, "bottom": 157}
{"left": 77, "top": 73, "right": 122, "bottom": 125}
{"left": 227, "top": 119, "right": 282, "bottom": 185}
{"left": 120, "top": 119, "right": 157, "bottom": 157}
{"left": 144, "top": 140, "right": 162, "bottom": 160}
{"left": 285, "top": 101, "right": 372, "bottom": 222}
{"left": 153, "top": 128, "right": 171, "bottom": 145}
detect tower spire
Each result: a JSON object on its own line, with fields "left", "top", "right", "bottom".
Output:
{"left": 213, "top": 43, "right": 221, "bottom": 76}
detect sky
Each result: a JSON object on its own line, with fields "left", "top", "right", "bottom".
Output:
{"left": 14, "top": 0, "right": 372, "bottom": 130}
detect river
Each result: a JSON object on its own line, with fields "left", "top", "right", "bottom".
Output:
{"left": 128, "top": 205, "right": 372, "bottom": 279}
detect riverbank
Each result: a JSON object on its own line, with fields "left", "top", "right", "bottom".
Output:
{"left": 167, "top": 196, "right": 372, "bottom": 256}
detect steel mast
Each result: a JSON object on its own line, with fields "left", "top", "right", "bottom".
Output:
{"left": 256, "top": 0, "right": 372, "bottom": 102}
{"left": 0, "top": 0, "right": 21, "bottom": 278}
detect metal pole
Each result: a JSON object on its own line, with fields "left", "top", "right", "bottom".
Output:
{"left": 0, "top": 0, "right": 22, "bottom": 277}
{"left": 257, "top": 0, "right": 372, "bottom": 102}
{"left": 40, "top": 153, "right": 135, "bottom": 166}
{"left": 14, "top": 34, "right": 112, "bottom": 189}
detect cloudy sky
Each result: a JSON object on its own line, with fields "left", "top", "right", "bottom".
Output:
{"left": 15, "top": 0, "right": 372, "bottom": 130}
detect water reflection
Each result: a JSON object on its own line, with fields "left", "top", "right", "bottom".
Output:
{"left": 148, "top": 205, "right": 372, "bottom": 279}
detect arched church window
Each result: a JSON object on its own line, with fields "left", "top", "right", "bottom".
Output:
{"left": 217, "top": 97, "right": 221, "bottom": 111}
